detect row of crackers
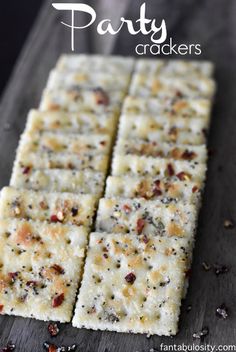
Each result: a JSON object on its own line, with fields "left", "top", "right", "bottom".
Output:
{"left": 0, "top": 55, "right": 135, "bottom": 322}
{"left": 72, "top": 59, "right": 216, "bottom": 335}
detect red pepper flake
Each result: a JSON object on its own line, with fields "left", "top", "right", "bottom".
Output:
{"left": 103, "top": 253, "right": 108, "bottom": 259}
{"left": 167, "top": 163, "right": 175, "bottom": 177}
{"left": 192, "top": 185, "right": 199, "bottom": 193}
{"left": 50, "top": 215, "right": 60, "bottom": 223}
{"left": 123, "top": 204, "right": 132, "bottom": 214}
{"left": 125, "top": 272, "right": 136, "bottom": 285}
{"left": 52, "top": 293, "right": 64, "bottom": 308}
{"left": 137, "top": 218, "right": 145, "bottom": 234}
{"left": 48, "top": 322, "right": 60, "bottom": 337}
{"left": 153, "top": 180, "right": 162, "bottom": 196}
{"left": 94, "top": 88, "right": 109, "bottom": 106}
{"left": 0, "top": 342, "right": 16, "bottom": 352}
{"left": 224, "top": 219, "right": 234, "bottom": 229}
{"left": 0, "top": 304, "right": 4, "bottom": 313}
{"left": 182, "top": 150, "right": 197, "bottom": 160}
{"left": 22, "top": 166, "right": 31, "bottom": 175}
{"left": 26, "top": 280, "right": 38, "bottom": 287}
{"left": 176, "top": 90, "right": 183, "bottom": 98}
{"left": 43, "top": 343, "right": 57, "bottom": 352}
{"left": 176, "top": 172, "right": 191, "bottom": 181}
{"left": 142, "top": 235, "right": 149, "bottom": 244}
{"left": 43, "top": 342, "right": 77, "bottom": 352}
{"left": 99, "top": 140, "right": 106, "bottom": 146}
{"left": 8, "top": 272, "right": 18, "bottom": 283}
{"left": 51, "top": 264, "right": 65, "bottom": 275}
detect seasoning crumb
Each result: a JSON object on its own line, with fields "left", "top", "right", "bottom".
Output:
{"left": 193, "top": 326, "right": 209, "bottom": 340}
{"left": 216, "top": 304, "right": 228, "bottom": 319}
{"left": 214, "top": 264, "right": 229, "bottom": 276}
{"left": 224, "top": 219, "right": 234, "bottom": 229}
{"left": 0, "top": 342, "right": 16, "bottom": 352}
{"left": 48, "top": 322, "right": 60, "bottom": 337}
{"left": 43, "top": 342, "right": 77, "bottom": 351}
{"left": 202, "top": 261, "right": 212, "bottom": 271}
{"left": 186, "top": 305, "right": 192, "bottom": 312}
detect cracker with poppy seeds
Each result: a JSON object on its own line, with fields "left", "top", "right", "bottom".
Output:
{"left": 135, "top": 59, "right": 214, "bottom": 78}
{"left": 105, "top": 175, "right": 202, "bottom": 207}
{"left": 96, "top": 198, "right": 197, "bottom": 245}
{"left": 114, "top": 139, "right": 207, "bottom": 163}
{"left": 0, "top": 187, "right": 97, "bottom": 228}
{"left": 0, "top": 219, "right": 88, "bottom": 322}
{"left": 25, "top": 109, "right": 119, "bottom": 137}
{"left": 46, "top": 69, "right": 131, "bottom": 93}
{"left": 123, "top": 97, "right": 212, "bottom": 127}
{"left": 19, "top": 132, "right": 112, "bottom": 156}
{"left": 10, "top": 166, "right": 105, "bottom": 197}
{"left": 112, "top": 155, "right": 206, "bottom": 185}
{"left": 14, "top": 150, "right": 109, "bottom": 173}
{"left": 39, "top": 88, "right": 125, "bottom": 114}
{"left": 129, "top": 73, "right": 216, "bottom": 99}
{"left": 56, "top": 54, "right": 135, "bottom": 74}
{"left": 118, "top": 114, "right": 207, "bottom": 145}
{"left": 72, "top": 232, "right": 191, "bottom": 335}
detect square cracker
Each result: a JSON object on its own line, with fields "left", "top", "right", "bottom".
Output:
{"left": 25, "top": 109, "right": 118, "bottom": 136}
{"left": 46, "top": 69, "right": 131, "bottom": 92}
{"left": 118, "top": 114, "right": 207, "bottom": 145}
{"left": 105, "top": 175, "right": 202, "bottom": 207}
{"left": 0, "top": 187, "right": 97, "bottom": 228}
{"left": 123, "top": 96, "right": 212, "bottom": 126}
{"left": 72, "top": 232, "right": 190, "bottom": 335}
{"left": 10, "top": 166, "right": 105, "bottom": 197}
{"left": 112, "top": 155, "right": 206, "bottom": 184}
{"left": 114, "top": 139, "right": 207, "bottom": 163}
{"left": 56, "top": 54, "right": 135, "bottom": 74}
{"left": 40, "top": 88, "right": 125, "bottom": 114}
{"left": 96, "top": 198, "right": 197, "bottom": 244}
{"left": 0, "top": 219, "right": 88, "bottom": 322}
{"left": 129, "top": 73, "right": 216, "bottom": 99}
{"left": 135, "top": 59, "right": 214, "bottom": 77}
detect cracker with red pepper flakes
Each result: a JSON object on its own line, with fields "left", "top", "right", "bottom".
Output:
{"left": 25, "top": 109, "right": 119, "bottom": 137}
{"left": 129, "top": 73, "right": 216, "bottom": 100}
{"left": 123, "top": 96, "right": 211, "bottom": 127}
{"left": 105, "top": 175, "right": 202, "bottom": 207}
{"left": 10, "top": 166, "right": 105, "bottom": 198}
{"left": 73, "top": 232, "right": 190, "bottom": 336}
{"left": 19, "top": 132, "right": 111, "bottom": 156}
{"left": 96, "top": 198, "right": 197, "bottom": 246}
{"left": 112, "top": 155, "right": 206, "bottom": 185}
{"left": 0, "top": 187, "right": 97, "bottom": 229}
{"left": 39, "top": 88, "right": 125, "bottom": 115}
{"left": 56, "top": 54, "right": 135, "bottom": 74}
{"left": 118, "top": 114, "right": 207, "bottom": 145}
{"left": 135, "top": 59, "right": 214, "bottom": 78}
{"left": 0, "top": 219, "right": 88, "bottom": 322}
{"left": 46, "top": 69, "right": 131, "bottom": 93}
{"left": 114, "top": 139, "right": 207, "bottom": 163}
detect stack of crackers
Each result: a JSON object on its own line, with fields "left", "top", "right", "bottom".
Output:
{"left": 0, "top": 56, "right": 216, "bottom": 336}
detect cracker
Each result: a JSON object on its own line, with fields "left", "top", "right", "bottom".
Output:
{"left": 14, "top": 150, "right": 109, "bottom": 173}
{"left": 46, "top": 70, "right": 131, "bottom": 92}
{"left": 114, "top": 139, "right": 207, "bottom": 163}
{"left": 118, "top": 114, "right": 207, "bottom": 145}
{"left": 112, "top": 155, "right": 206, "bottom": 183}
{"left": 129, "top": 73, "right": 216, "bottom": 99}
{"left": 122, "top": 96, "right": 211, "bottom": 127}
{"left": 135, "top": 59, "right": 214, "bottom": 77}
{"left": 25, "top": 109, "right": 118, "bottom": 136}
{"left": 40, "top": 88, "right": 125, "bottom": 114}
{"left": 105, "top": 175, "right": 202, "bottom": 206}
{"left": 0, "top": 187, "right": 97, "bottom": 228}
{"left": 10, "top": 166, "right": 105, "bottom": 196}
{"left": 56, "top": 54, "right": 135, "bottom": 74}
{"left": 72, "top": 232, "right": 190, "bottom": 335}
{"left": 96, "top": 198, "right": 197, "bottom": 242}
{"left": 0, "top": 219, "right": 88, "bottom": 322}
{"left": 19, "top": 132, "right": 112, "bottom": 156}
